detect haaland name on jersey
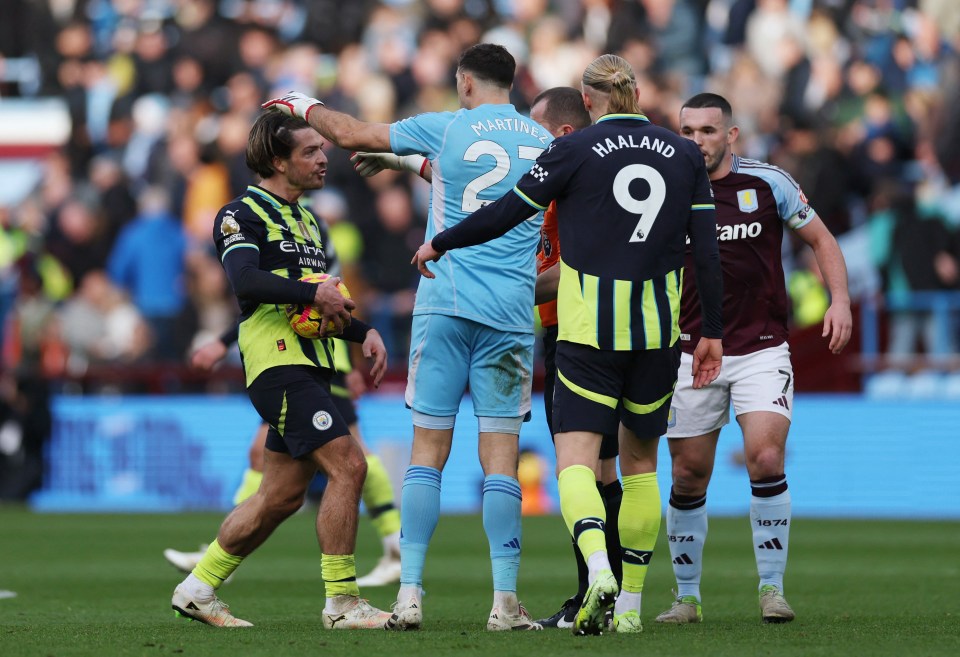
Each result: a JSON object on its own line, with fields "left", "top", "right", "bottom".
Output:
{"left": 470, "top": 117, "right": 551, "bottom": 143}
{"left": 591, "top": 133, "right": 676, "bottom": 158}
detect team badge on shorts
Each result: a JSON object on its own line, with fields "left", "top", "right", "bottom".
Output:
{"left": 312, "top": 411, "right": 333, "bottom": 431}
{"left": 667, "top": 407, "right": 677, "bottom": 429}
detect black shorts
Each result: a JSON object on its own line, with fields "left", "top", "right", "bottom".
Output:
{"left": 544, "top": 326, "right": 618, "bottom": 459}
{"left": 553, "top": 341, "right": 680, "bottom": 439}
{"left": 249, "top": 365, "right": 350, "bottom": 459}
{"left": 329, "top": 372, "right": 358, "bottom": 426}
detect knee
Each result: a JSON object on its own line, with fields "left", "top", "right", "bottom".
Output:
{"left": 746, "top": 445, "right": 785, "bottom": 479}
{"left": 329, "top": 442, "right": 367, "bottom": 490}
{"left": 671, "top": 458, "right": 711, "bottom": 496}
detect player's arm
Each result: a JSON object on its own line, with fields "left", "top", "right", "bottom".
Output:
{"left": 415, "top": 140, "right": 569, "bottom": 276}
{"left": 794, "top": 216, "right": 852, "bottom": 354}
{"left": 190, "top": 323, "right": 238, "bottom": 370}
{"left": 413, "top": 190, "right": 541, "bottom": 277}
{"left": 220, "top": 247, "right": 355, "bottom": 335}
{"left": 261, "top": 92, "right": 391, "bottom": 153}
{"left": 535, "top": 263, "right": 560, "bottom": 305}
{"left": 336, "top": 321, "right": 387, "bottom": 388}
{"left": 687, "top": 155, "right": 724, "bottom": 388}
{"left": 688, "top": 208, "right": 724, "bottom": 389}
{"left": 351, "top": 152, "right": 432, "bottom": 182}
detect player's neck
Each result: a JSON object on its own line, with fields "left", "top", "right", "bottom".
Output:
{"left": 709, "top": 153, "right": 733, "bottom": 182}
{"left": 465, "top": 90, "right": 510, "bottom": 110}
{"left": 258, "top": 179, "right": 304, "bottom": 205}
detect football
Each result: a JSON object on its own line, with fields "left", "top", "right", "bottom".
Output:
{"left": 284, "top": 272, "right": 351, "bottom": 338}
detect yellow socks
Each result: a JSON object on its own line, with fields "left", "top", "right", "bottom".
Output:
{"left": 559, "top": 464, "right": 607, "bottom": 562}
{"left": 193, "top": 540, "right": 244, "bottom": 589}
{"left": 618, "top": 473, "right": 660, "bottom": 593}
{"left": 322, "top": 554, "right": 360, "bottom": 597}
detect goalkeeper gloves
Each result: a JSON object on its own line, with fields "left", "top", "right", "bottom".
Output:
{"left": 350, "top": 152, "right": 428, "bottom": 178}
{"left": 261, "top": 91, "right": 324, "bottom": 122}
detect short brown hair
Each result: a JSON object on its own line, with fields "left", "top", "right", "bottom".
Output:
{"left": 531, "top": 87, "right": 591, "bottom": 130}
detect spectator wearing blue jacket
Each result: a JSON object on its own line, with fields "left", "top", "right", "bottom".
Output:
{"left": 107, "top": 186, "right": 188, "bottom": 361}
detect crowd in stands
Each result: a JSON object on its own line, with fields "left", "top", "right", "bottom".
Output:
{"left": 1, "top": 0, "right": 960, "bottom": 396}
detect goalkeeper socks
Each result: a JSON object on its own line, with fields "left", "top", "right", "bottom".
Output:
{"left": 192, "top": 539, "right": 244, "bottom": 589}
{"left": 482, "top": 475, "right": 522, "bottom": 593}
{"left": 558, "top": 465, "right": 608, "bottom": 575}
{"left": 666, "top": 488, "right": 707, "bottom": 601}
{"left": 399, "top": 466, "right": 442, "bottom": 587}
{"left": 750, "top": 475, "right": 791, "bottom": 590}
{"left": 232, "top": 468, "right": 263, "bottom": 506}
{"left": 601, "top": 480, "right": 623, "bottom": 586}
{"left": 363, "top": 454, "right": 401, "bottom": 539}
{"left": 322, "top": 553, "right": 360, "bottom": 599}
{"left": 618, "top": 473, "right": 660, "bottom": 595}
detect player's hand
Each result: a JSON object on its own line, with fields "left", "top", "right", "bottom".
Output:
{"left": 691, "top": 337, "right": 722, "bottom": 389}
{"left": 190, "top": 339, "right": 228, "bottom": 371}
{"left": 412, "top": 242, "right": 444, "bottom": 279}
{"left": 822, "top": 301, "right": 853, "bottom": 354}
{"left": 312, "top": 276, "right": 356, "bottom": 336}
{"left": 345, "top": 368, "right": 367, "bottom": 400}
{"left": 350, "top": 152, "right": 427, "bottom": 178}
{"left": 361, "top": 329, "right": 388, "bottom": 388}
{"left": 261, "top": 91, "right": 323, "bottom": 121}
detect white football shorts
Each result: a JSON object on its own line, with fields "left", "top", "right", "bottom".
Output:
{"left": 666, "top": 342, "right": 794, "bottom": 438}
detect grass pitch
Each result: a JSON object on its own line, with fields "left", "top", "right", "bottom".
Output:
{"left": 0, "top": 508, "right": 956, "bottom": 657}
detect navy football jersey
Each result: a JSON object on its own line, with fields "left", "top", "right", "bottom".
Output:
{"left": 513, "top": 114, "right": 717, "bottom": 350}
{"left": 213, "top": 185, "right": 336, "bottom": 384}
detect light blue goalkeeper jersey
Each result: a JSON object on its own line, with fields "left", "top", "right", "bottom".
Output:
{"left": 390, "top": 104, "right": 552, "bottom": 333}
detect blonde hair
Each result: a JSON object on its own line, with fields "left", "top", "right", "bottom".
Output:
{"left": 581, "top": 54, "right": 640, "bottom": 115}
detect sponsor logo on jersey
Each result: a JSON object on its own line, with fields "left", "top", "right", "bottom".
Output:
{"left": 280, "top": 240, "right": 326, "bottom": 258}
{"left": 223, "top": 233, "right": 246, "bottom": 246}
{"left": 530, "top": 163, "right": 549, "bottom": 182}
{"left": 717, "top": 221, "right": 762, "bottom": 241}
{"left": 737, "top": 189, "right": 759, "bottom": 213}
{"left": 221, "top": 215, "right": 241, "bottom": 235}
{"left": 312, "top": 411, "right": 333, "bottom": 431}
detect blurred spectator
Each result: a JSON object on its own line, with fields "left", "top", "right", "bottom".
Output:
{"left": 88, "top": 154, "right": 137, "bottom": 246}
{"left": 360, "top": 184, "right": 424, "bottom": 362}
{"left": 868, "top": 186, "right": 960, "bottom": 365}
{"left": 46, "top": 195, "right": 112, "bottom": 289}
{"left": 171, "top": 0, "right": 241, "bottom": 89}
{"left": 107, "top": 186, "right": 190, "bottom": 362}
{"left": 0, "top": 256, "right": 61, "bottom": 500}
{"left": 59, "top": 270, "right": 151, "bottom": 372}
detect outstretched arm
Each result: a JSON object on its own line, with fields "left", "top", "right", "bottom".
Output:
{"left": 262, "top": 92, "right": 392, "bottom": 153}
{"left": 351, "top": 152, "right": 432, "bottom": 182}
{"left": 412, "top": 191, "right": 540, "bottom": 277}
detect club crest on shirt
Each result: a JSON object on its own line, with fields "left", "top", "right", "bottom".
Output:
{"left": 737, "top": 189, "right": 759, "bottom": 213}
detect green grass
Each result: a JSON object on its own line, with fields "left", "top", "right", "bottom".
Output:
{"left": 0, "top": 508, "right": 957, "bottom": 656}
